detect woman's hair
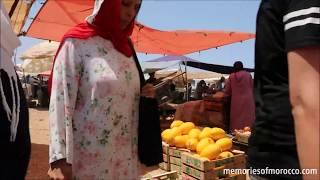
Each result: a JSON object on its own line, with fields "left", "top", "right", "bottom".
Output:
{"left": 233, "top": 61, "right": 243, "bottom": 72}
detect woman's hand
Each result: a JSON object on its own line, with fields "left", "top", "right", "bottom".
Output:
{"left": 48, "top": 159, "right": 72, "bottom": 180}
{"left": 141, "top": 83, "right": 156, "bottom": 98}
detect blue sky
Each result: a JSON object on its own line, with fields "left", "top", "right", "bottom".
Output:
{"left": 16, "top": 0, "right": 261, "bottom": 70}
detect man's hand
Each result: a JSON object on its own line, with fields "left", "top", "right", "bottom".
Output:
{"left": 141, "top": 83, "right": 156, "bottom": 98}
{"left": 48, "top": 159, "right": 72, "bottom": 180}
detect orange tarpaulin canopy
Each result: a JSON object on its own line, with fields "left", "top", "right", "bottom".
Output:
{"left": 26, "top": 0, "right": 255, "bottom": 55}
{"left": 131, "top": 24, "right": 255, "bottom": 55}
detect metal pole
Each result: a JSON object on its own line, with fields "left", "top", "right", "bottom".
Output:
{"left": 185, "top": 60, "right": 189, "bottom": 101}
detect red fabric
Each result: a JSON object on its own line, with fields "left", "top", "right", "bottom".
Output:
{"left": 224, "top": 70, "right": 255, "bottom": 131}
{"left": 48, "top": 0, "right": 136, "bottom": 94}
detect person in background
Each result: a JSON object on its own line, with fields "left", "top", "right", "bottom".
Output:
{"left": 209, "top": 76, "right": 226, "bottom": 94}
{"left": 0, "top": 2, "right": 31, "bottom": 179}
{"left": 145, "top": 72, "right": 157, "bottom": 85}
{"left": 169, "top": 81, "right": 176, "bottom": 92}
{"left": 248, "top": 1, "right": 319, "bottom": 180}
{"left": 195, "top": 80, "right": 208, "bottom": 99}
{"left": 47, "top": 0, "right": 159, "bottom": 179}
{"left": 208, "top": 83, "right": 216, "bottom": 94}
{"left": 25, "top": 74, "right": 31, "bottom": 84}
{"left": 224, "top": 61, "right": 255, "bottom": 131}
{"left": 168, "top": 81, "right": 181, "bottom": 103}
{"left": 215, "top": 76, "right": 225, "bottom": 91}
{"left": 186, "top": 82, "right": 192, "bottom": 100}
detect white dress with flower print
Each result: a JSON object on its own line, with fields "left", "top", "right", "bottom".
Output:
{"left": 49, "top": 36, "right": 140, "bottom": 179}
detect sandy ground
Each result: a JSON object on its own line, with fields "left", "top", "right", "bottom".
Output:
{"left": 26, "top": 108, "right": 49, "bottom": 179}
{"left": 25, "top": 108, "right": 161, "bottom": 179}
{"left": 25, "top": 108, "right": 250, "bottom": 180}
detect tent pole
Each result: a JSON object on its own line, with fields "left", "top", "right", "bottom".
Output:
{"left": 185, "top": 60, "right": 189, "bottom": 101}
{"left": 9, "top": 0, "right": 20, "bottom": 18}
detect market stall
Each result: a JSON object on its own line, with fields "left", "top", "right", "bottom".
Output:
{"left": 19, "top": 1, "right": 256, "bottom": 178}
{"left": 174, "top": 92, "right": 230, "bottom": 130}
{"left": 159, "top": 120, "right": 248, "bottom": 179}
{"left": 19, "top": 41, "right": 59, "bottom": 107}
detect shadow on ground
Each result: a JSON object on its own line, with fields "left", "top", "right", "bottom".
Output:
{"left": 26, "top": 143, "right": 49, "bottom": 180}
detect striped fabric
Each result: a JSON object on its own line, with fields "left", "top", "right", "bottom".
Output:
{"left": 283, "top": 6, "right": 320, "bottom": 31}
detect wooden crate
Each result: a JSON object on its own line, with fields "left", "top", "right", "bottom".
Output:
{"left": 182, "top": 164, "right": 245, "bottom": 180}
{"left": 182, "top": 164, "right": 215, "bottom": 180}
{"left": 169, "top": 147, "right": 190, "bottom": 158}
{"left": 232, "top": 141, "right": 248, "bottom": 154}
{"left": 159, "top": 162, "right": 170, "bottom": 171}
{"left": 163, "top": 142, "right": 170, "bottom": 155}
{"left": 181, "top": 151, "right": 246, "bottom": 180}
{"left": 163, "top": 153, "right": 169, "bottom": 163}
{"left": 181, "top": 151, "right": 245, "bottom": 172}
{"left": 170, "top": 163, "right": 182, "bottom": 174}
{"left": 181, "top": 172, "right": 245, "bottom": 180}
{"left": 170, "top": 156, "right": 182, "bottom": 166}
{"left": 203, "top": 100, "right": 224, "bottom": 112}
{"left": 142, "top": 170, "right": 178, "bottom": 180}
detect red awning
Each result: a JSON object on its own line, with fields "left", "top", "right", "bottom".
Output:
{"left": 26, "top": 0, "right": 255, "bottom": 55}
{"left": 131, "top": 23, "right": 255, "bottom": 55}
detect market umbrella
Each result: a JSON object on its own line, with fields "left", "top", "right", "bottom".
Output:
{"left": 20, "top": 41, "right": 59, "bottom": 74}
{"left": 20, "top": 41, "right": 60, "bottom": 60}
{"left": 21, "top": 58, "right": 53, "bottom": 74}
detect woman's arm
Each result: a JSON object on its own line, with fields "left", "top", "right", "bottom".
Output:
{"left": 48, "top": 39, "right": 83, "bottom": 179}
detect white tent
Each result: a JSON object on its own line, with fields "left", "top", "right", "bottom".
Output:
{"left": 141, "top": 61, "right": 180, "bottom": 74}
{"left": 20, "top": 41, "right": 59, "bottom": 74}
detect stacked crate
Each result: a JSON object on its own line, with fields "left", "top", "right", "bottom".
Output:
{"left": 181, "top": 151, "right": 246, "bottom": 180}
{"left": 159, "top": 142, "right": 170, "bottom": 171}
{"left": 141, "top": 170, "right": 179, "bottom": 180}
{"left": 168, "top": 146, "right": 191, "bottom": 174}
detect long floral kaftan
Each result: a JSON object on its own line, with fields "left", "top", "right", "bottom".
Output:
{"left": 49, "top": 36, "right": 140, "bottom": 179}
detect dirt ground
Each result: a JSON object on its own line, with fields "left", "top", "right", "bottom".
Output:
{"left": 26, "top": 108, "right": 50, "bottom": 180}
{"left": 25, "top": 108, "right": 251, "bottom": 180}
{"left": 25, "top": 108, "right": 161, "bottom": 179}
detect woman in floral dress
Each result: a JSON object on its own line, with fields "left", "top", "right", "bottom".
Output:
{"left": 47, "top": 0, "right": 152, "bottom": 179}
